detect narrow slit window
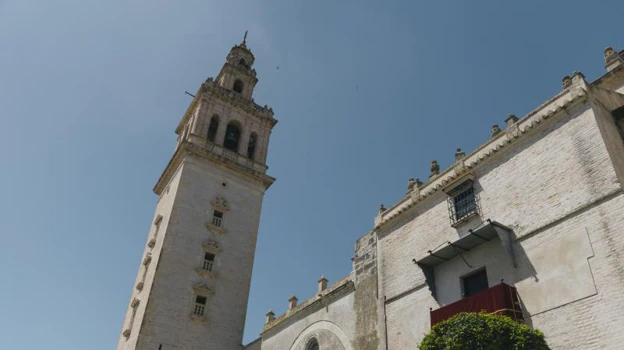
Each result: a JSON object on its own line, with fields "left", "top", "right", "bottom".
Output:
{"left": 247, "top": 133, "right": 257, "bottom": 160}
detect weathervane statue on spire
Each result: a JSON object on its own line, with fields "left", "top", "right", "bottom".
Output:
{"left": 243, "top": 30, "right": 248, "bottom": 44}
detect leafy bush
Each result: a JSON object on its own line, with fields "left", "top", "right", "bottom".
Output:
{"left": 419, "top": 312, "right": 549, "bottom": 350}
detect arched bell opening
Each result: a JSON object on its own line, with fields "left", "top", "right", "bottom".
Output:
{"left": 207, "top": 115, "right": 219, "bottom": 142}
{"left": 233, "top": 79, "right": 244, "bottom": 94}
{"left": 247, "top": 132, "right": 258, "bottom": 160}
{"left": 223, "top": 121, "right": 242, "bottom": 152}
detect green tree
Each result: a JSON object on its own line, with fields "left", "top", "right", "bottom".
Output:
{"left": 419, "top": 312, "right": 549, "bottom": 350}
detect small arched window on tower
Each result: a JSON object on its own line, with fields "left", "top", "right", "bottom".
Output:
{"left": 207, "top": 115, "right": 219, "bottom": 142}
{"left": 238, "top": 58, "right": 248, "bottom": 68}
{"left": 233, "top": 79, "right": 244, "bottom": 94}
{"left": 223, "top": 122, "right": 241, "bottom": 152}
{"left": 247, "top": 133, "right": 257, "bottom": 160}
{"left": 306, "top": 339, "right": 319, "bottom": 350}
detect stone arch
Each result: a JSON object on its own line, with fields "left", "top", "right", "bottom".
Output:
{"left": 207, "top": 114, "right": 219, "bottom": 142}
{"left": 289, "top": 320, "right": 352, "bottom": 350}
{"left": 223, "top": 120, "right": 242, "bottom": 152}
{"left": 233, "top": 79, "right": 244, "bottom": 94}
{"left": 247, "top": 132, "right": 258, "bottom": 160}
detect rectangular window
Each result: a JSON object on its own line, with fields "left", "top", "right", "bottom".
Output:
{"left": 447, "top": 180, "right": 478, "bottom": 224}
{"left": 462, "top": 269, "right": 489, "bottom": 297}
{"left": 212, "top": 210, "right": 223, "bottom": 227}
{"left": 203, "top": 252, "right": 215, "bottom": 271}
{"left": 194, "top": 295, "right": 207, "bottom": 316}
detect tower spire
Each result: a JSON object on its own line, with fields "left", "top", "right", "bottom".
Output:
{"left": 243, "top": 30, "right": 248, "bottom": 45}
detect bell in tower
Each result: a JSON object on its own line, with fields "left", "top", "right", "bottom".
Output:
{"left": 216, "top": 31, "right": 258, "bottom": 100}
{"left": 223, "top": 122, "right": 241, "bottom": 152}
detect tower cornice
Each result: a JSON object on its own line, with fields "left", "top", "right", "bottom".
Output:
{"left": 153, "top": 139, "right": 275, "bottom": 195}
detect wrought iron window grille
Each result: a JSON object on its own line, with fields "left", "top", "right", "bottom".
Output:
{"left": 212, "top": 210, "right": 224, "bottom": 227}
{"left": 202, "top": 252, "right": 215, "bottom": 271}
{"left": 447, "top": 180, "right": 480, "bottom": 225}
{"left": 194, "top": 295, "right": 207, "bottom": 316}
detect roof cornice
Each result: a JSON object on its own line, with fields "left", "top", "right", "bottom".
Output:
{"left": 174, "top": 80, "right": 277, "bottom": 136}
{"left": 374, "top": 86, "right": 589, "bottom": 231}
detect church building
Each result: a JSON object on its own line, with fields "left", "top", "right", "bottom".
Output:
{"left": 117, "top": 40, "right": 624, "bottom": 350}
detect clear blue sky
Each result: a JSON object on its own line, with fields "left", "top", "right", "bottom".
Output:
{"left": 0, "top": 0, "right": 622, "bottom": 348}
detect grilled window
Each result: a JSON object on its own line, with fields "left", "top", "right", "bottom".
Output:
{"left": 447, "top": 180, "right": 479, "bottom": 225}
{"left": 203, "top": 252, "right": 215, "bottom": 271}
{"left": 212, "top": 210, "right": 223, "bottom": 227}
{"left": 194, "top": 295, "right": 207, "bottom": 316}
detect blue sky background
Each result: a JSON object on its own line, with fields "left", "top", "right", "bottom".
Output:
{"left": 0, "top": 0, "right": 622, "bottom": 348}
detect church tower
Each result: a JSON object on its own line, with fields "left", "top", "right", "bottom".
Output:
{"left": 117, "top": 37, "right": 277, "bottom": 350}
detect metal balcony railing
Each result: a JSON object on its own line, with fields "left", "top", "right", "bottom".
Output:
{"left": 430, "top": 282, "right": 523, "bottom": 327}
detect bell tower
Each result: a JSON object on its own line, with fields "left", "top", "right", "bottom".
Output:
{"left": 216, "top": 32, "right": 258, "bottom": 101}
{"left": 117, "top": 37, "right": 277, "bottom": 350}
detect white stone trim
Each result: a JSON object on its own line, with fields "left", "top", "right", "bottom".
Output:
{"left": 377, "top": 87, "right": 588, "bottom": 230}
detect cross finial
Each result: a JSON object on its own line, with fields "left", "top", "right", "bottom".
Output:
{"left": 243, "top": 30, "right": 248, "bottom": 44}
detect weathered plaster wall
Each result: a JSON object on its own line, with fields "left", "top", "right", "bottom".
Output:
{"left": 378, "top": 98, "right": 624, "bottom": 349}
{"left": 587, "top": 86, "right": 624, "bottom": 187}
{"left": 519, "top": 193, "right": 624, "bottom": 348}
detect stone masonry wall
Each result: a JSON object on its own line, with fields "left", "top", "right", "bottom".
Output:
{"left": 117, "top": 163, "right": 183, "bottom": 350}
{"left": 352, "top": 231, "right": 381, "bottom": 350}
{"left": 132, "top": 154, "right": 266, "bottom": 350}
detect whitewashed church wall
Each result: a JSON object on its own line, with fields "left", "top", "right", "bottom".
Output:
{"left": 379, "top": 101, "right": 624, "bottom": 348}
{"left": 261, "top": 293, "right": 356, "bottom": 350}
